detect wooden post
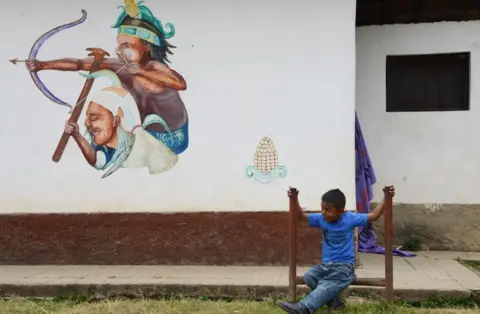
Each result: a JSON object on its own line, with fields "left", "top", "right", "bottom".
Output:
{"left": 288, "top": 187, "right": 298, "bottom": 302}
{"left": 383, "top": 187, "right": 394, "bottom": 305}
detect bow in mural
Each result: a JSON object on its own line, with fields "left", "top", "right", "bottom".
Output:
{"left": 9, "top": 10, "right": 88, "bottom": 111}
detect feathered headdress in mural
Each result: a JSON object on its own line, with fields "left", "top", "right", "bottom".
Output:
{"left": 124, "top": 0, "right": 140, "bottom": 18}
{"left": 113, "top": 0, "right": 175, "bottom": 47}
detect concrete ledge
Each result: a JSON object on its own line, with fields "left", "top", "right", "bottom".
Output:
{"left": 0, "top": 257, "right": 476, "bottom": 302}
{"left": 0, "top": 284, "right": 471, "bottom": 302}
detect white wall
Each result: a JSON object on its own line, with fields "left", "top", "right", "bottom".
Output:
{"left": 0, "top": 0, "right": 356, "bottom": 213}
{"left": 356, "top": 21, "right": 480, "bottom": 204}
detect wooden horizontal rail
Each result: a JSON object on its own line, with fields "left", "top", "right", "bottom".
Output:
{"left": 295, "top": 276, "right": 386, "bottom": 287}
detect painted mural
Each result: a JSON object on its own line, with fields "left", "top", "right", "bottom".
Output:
{"left": 246, "top": 137, "right": 287, "bottom": 184}
{"left": 10, "top": 0, "right": 188, "bottom": 178}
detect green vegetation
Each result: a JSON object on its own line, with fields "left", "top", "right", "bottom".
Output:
{"left": 0, "top": 295, "right": 477, "bottom": 314}
{"left": 458, "top": 259, "right": 480, "bottom": 275}
{"left": 401, "top": 235, "right": 422, "bottom": 252}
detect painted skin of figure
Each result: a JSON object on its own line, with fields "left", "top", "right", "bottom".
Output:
{"left": 64, "top": 86, "right": 178, "bottom": 178}
{"left": 26, "top": 32, "right": 189, "bottom": 154}
{"left": 65, "top": 101, "right": 121, "bottom": 167}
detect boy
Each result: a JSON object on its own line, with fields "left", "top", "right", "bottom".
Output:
{"left": 277, "top": 186, "right": 395, "bottom": 314}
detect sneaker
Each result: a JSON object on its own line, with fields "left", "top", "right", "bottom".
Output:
{"left": 276, "top": 300, "right": 310, "bottom": 314}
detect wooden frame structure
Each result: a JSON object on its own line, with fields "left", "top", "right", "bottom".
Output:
{"left": 288, "top": 188, "right": 394, "bottom": 304}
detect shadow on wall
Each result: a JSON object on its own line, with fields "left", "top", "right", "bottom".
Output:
{"left": 372, "top": 203, "right": 480, "bottom": 251}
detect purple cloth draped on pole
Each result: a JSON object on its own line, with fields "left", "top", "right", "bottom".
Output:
{"left": 355, "top": 113, "right": 415, "bottom": 257}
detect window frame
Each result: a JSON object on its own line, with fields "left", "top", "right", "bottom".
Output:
{"left": 385, "top": 52, "right": 471, "bottom": 112}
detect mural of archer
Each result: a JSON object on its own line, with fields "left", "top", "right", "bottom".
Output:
{"left": 11, "top": 0, "right": 188, "bottom": 177}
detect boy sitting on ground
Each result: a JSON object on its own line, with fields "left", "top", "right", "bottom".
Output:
{"left": 277, "top": 186, "right": 395, "bottom": 314}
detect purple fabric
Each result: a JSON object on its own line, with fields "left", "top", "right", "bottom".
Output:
{"left": 355, "top": 113, "right": 415, "bottom": 257}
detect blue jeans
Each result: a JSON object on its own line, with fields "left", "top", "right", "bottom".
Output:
{"left": 300, "top": 262, "right": 355, "bottom": 313}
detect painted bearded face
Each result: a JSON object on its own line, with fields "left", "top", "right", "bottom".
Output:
{"left": 85, "top": 102, "right": 118, "bottom": 146}
{"left": 116, "top": 34, "right": 148, "bottom": 63}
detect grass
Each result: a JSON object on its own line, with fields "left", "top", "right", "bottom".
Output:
{"left": 0, "top": 296, "right": 477, "bottom": 314}
{"left": 401, "top": 235, "right": 423, "bottom": 252}
{"left": 458, "top": 259, "right": 480, "bottom": 276}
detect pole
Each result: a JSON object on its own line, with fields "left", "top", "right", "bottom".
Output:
{"left": 288, "top": 187, "right": 298, "bottom": 302}
{"left": 383, "top": 186, "right": 394, "bottom": 305}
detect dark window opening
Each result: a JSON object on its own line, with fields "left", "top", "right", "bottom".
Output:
{"left": 386, "top": 52, "right": 470, "bottom": 112}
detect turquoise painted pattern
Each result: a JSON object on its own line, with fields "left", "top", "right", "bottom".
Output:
{"left": 245, "top": 166, "right": 287, "bottom": 184}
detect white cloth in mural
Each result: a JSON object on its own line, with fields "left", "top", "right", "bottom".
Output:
{"left": 88, "top": 88, "right": 140, "bottom": 132}
{"left": 87, "top": 88, "right": 178, "bottom": 175}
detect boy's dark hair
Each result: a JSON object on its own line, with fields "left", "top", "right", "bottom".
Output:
{"left": 321, "top": 189, "right": 346, "bottom": 209}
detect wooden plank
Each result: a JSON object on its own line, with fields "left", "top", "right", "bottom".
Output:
{"left": 296, "top": 275, "right": 386, "bottom": 287}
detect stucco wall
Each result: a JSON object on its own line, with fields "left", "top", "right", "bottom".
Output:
{"left": 0, "top": 0, "right": 357, "bottom": 214}
{"left": 356, "top": 22, "right": 480, "bottom": 251}
{"left": 356, "top": 21, "right": 480, "bottom": 204}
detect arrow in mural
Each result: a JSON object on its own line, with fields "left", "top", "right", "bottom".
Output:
{"left": 9, "top": 58, "right": 29, "bottom": 65}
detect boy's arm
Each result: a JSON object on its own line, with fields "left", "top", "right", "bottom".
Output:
{"left": 288, "top": 187, "right": 308, "bottom": 221}
{"left": 367, "top": 186, "right": 395, "bottom": 222}
{"left": 288, "top": 187, "right": 325, "bottom": 228}
{"left": 348, "top": 186, "right": 395, "bottom": 227}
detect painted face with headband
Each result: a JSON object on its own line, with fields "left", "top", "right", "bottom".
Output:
{"left": 116, "top": 33, "right": 150, "bottom": 64}
{"left": 115, "top": 22, "right": 162, "bottom": 64}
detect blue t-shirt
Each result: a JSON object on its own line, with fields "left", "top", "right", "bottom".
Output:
{"left": 308, "top": 211, "right": 368, "bottom": 265}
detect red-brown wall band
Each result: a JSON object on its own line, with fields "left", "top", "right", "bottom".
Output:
{"left": 0, "top": 212, "right": 322, "bottom": 265}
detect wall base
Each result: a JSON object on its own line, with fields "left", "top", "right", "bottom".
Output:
{"left": 2, "top": 203, "right": 475, "bottom": 265}
{"left": 0, "top": 212, "right": 321, "bottom": 265}
{"left": 372, "top": 203, "right": 480, "bottom": 251}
